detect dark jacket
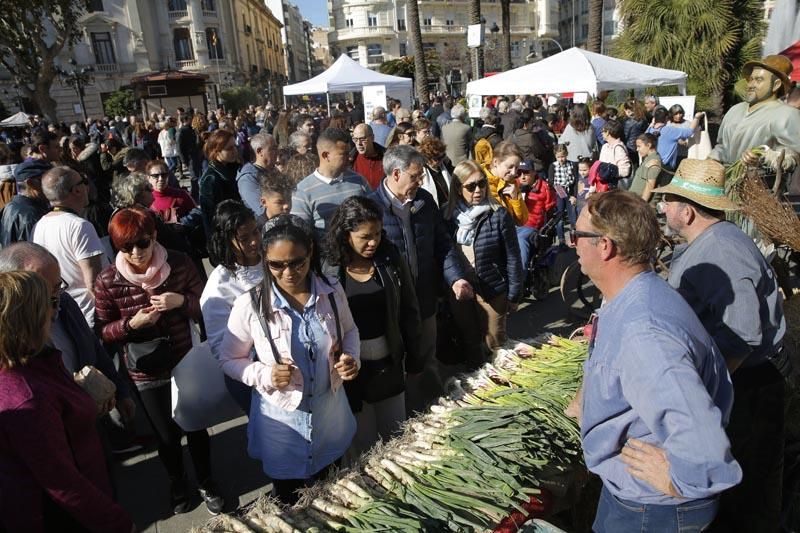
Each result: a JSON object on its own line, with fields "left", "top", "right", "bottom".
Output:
{"left": 56, "top": 291, "right": 131, "bottom": 401}
{"left": 369, "top": 185, "right": 467, "bottom": 318}
{"left": 323, "top": 240, "right": 423, "bottom": 372}
{"left": 199, "top": 162, "right": 241, "bottom": 239}
{"left": 94, "top": 249, "right": 204, "bottom": 384}
{"left": 624, "top": 117, "right": 649, "bottom": 154}
{"left": 511, "top": 127, "right": 549, "bottom": 171}
{"left": 443, "top": 204, "right": 523, "bottom": 303}
{"left": 0, "top": 194, "right": 49, "bottom": 247}
{"left": 500, "top": 110, "right": 520, "bottom": 140}
{"left": 176, "top": 124, "right": 198, "bottom": 164}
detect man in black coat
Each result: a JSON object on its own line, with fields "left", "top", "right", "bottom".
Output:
{"left": 0, "top": 160, "right": 51, "bottom": 247}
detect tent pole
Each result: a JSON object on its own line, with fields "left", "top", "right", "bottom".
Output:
{"left": 283, "top": 94, "right": 287, "bottom": 109}
{"left": 326, "top": 93, "right": 331, "bottom": 115}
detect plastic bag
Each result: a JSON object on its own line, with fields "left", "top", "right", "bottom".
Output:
{"left": 74, "top": 365, "right": 116, "bottom": 412}
{"left": 688, "top": 114, "right": 712, "bottom": 160}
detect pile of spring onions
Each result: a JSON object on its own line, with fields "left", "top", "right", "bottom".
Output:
{"left": 199, "top": 335, "right": 588, "bottom": 533}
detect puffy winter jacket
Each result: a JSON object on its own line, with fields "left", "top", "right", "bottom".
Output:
{"left": 369, "top": 185, "right": 467, "bottom": 318}
{"left": 0, "top": 195, "right": 49, "bottom": 247}
{"left": 522, "top": 179, "right": 557, "bottom": 230}
{"left": 199, "top": 161, "right": 241, "bottom": 239}
{"left": 94, "top": 249, "right": 204, "bottom": 384}
{"left": 443, "top": 204, "right": 523, "bottom": 303}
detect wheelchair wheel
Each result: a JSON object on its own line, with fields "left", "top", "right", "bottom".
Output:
{"left": 560, "top": 260, "right": 601, "bottom": 320}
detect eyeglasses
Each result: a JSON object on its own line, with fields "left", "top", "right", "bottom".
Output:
{"left": 565, "top": 230, "right": 606, "bottom": 247}
{"left": 149, "top": 172, "right": 170, "bottom": 180}
{"left": 266, "top": 256, "right": 309, "bottom": 273}
{"left": 71, "top": 176, "right": 89, "bottom": 189}
{"left": 352, "top": 136, "right": 371, "bottom": 144}
{"left": 463, "top": 179, "right": 488, "bottom": 193}
{"left": 119, "top": 237, "right": 153, "bottom": 253}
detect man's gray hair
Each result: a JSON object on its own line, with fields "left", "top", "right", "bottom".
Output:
{"left": 250, "top": 132, "right": 277, "bottom": 153}
{"left": 112, "top": 171, "right": 150, "bottom": 208}
{"left": 510, "top": 100, "right": 524, "bottom": 113}
{"left": 289, "top": 131, "right": 311, "bottom": 150}
{"left": 42, "top": 166, "right": 80, "bottom": 202}
{"left": 450, "top": 104, "right": 466, "bottom": 121}
{"left": 372, "top": 106, "right": 386, "bottom": 121}
{"left": 0, "top": 241, "right": 57, "bottom": 273}
{"left": 479, "top": 106, "right": 494, "bottom": 122}
{"left": 644, "top": 95, "right": 659, "bottom": 104}
{"left": 383, "top": 145, "right": 426, "bottom": 176}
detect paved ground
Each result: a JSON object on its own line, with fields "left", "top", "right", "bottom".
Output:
{"left": 116, "top": 249, "right": 585, "bottom": 532}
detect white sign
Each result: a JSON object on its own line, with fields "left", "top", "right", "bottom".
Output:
{"left": 658, "top": 95, "right": 696, "bottom": 118}
{"left": 468, "top": 94, "right": 483, "bottom": 118}
{"left": 467, "top": 24, "right": 484, "bottom": 48}
{"left": 362, "top": 85, "right": 387, "bottom": 123}
{"left": 572, "top": 93, "right": 588, "bottom": 104}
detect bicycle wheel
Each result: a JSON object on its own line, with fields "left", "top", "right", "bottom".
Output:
{"left": 560, "top": 260, "right": 601, "bottom": 320}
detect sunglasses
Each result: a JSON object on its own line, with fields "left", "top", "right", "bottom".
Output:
{"left": 266, "top": 256, "right": 308, "bottom": 273}
{"left": 565, "top": 230, "right": 605, "bottom": 247}
{"left": 149, "top": 172, "right": 170, "bottom": 179}
{"left": 463, "top": 179, "right": 488, "bottom": 193}
{"left": 119, "top": 237, "right": 153, "bottom": 253}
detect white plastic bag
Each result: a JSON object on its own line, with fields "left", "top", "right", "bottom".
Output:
{"left": 688, "top": 114, "right": 712, "bottom": 160}
{"left": 171, "top": 340, "right": 243, "bottom": 431}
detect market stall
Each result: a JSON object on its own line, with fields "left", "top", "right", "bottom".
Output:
{"left": 0, "top": 111, "right": 32, "bottom": 128}
{"left": 199, "top": 335, "right": 588, "bottom": 532}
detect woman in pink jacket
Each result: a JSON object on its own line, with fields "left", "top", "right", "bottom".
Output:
{"left": 599, "top": 119, "right": 632, "bottom": 189}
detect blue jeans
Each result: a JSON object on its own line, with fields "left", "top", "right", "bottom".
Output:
{"left": 516, "top": 226, "right": 537, "bottom": 270}
{"left": 555, "top": 196, "right": 576, "bottom": 242}
{"left": 593, "top": 485, "right": 718, "bottom": 533}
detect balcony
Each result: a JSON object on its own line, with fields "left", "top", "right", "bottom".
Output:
{"left": 333, "top": 25, "right": 395, "bottom": 41}
{"left": 168, "top": 9, "right": 188, "bottom": 19}
{"left": 367, "top": 54, "right": 384, "bottom": 65}
{"left": 176, "top": 58, "right": 198, "bottom": 69}
{"left": 423, "top": 24, "right": 467, "bottom": 33}
{"left": 94, "top": 63, "right": 119, "bottom": 74}
{"left": 202, "top": 9, "right": 217, "bottom": 17}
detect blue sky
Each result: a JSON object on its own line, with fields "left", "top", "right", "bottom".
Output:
{"left": 293, "top": 0, "right": 329, "bottom": 27}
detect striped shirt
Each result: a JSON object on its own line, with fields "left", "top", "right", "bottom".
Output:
{"left": 291, "top": 169, "right": 370, "bottom": 238}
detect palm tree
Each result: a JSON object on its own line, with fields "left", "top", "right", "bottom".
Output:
{"left": 379, "top": 52, "right": 442, "bottom": 80}
{"left": 406, "top": 0, "right": 429, "bottom": 104}
{"left": 586, "top": 0, "right": 603, "bottom": 53}
{"left": 500, "top": 0, "right": 512, "bottom": 71}
{"left": 469, "top": 0, "right": 484, "bottom": 79}
{"left": 613, "top": 0, "right": 765, "bottom": 116}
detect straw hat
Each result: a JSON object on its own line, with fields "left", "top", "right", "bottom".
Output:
{"left": 652, "top": 159, "right": 738, "bottom": 211}
{"left": 743, "top": 55, "right": 794, "bottom": 95}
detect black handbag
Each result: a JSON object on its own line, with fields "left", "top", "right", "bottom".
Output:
{"left": 126, "top": 337, "right": 173, "bottom": 375}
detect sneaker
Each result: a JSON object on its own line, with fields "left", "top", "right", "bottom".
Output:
{"left": 199, "top": 479, "right": 225, "bottom": 515}
{"left": 170, "top": 476, "right": 191, "bottom": 515}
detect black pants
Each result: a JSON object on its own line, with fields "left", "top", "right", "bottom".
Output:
{"left": 137, "top": 384, "right": 212, "bottom": 483}
{"left": 711, "top": 361, "right": 784, "bottom": 533}
{"left": 272, "top": 460, "right": 340, "bottom": 505}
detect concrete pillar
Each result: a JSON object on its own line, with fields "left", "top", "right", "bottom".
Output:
{"left": 188, "top": 0, "right": 209, "bottom": 68}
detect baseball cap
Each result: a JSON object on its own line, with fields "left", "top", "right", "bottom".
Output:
{"left": 13, "top": 160, "right": 52, "bottom": 184}
{"left": 518, "top": 160, "right": 534, "bottom": 172}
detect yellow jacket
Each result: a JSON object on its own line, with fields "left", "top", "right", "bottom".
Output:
{"left": 484, "top": 166, "right": 528, "bottom": 226}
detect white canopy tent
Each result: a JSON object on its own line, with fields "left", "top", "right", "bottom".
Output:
{"left": 282, "top": 54, "right": 413, "bottom": 110}
{"left": 0, "top": 111, "right": 31, "bottom": 128}
{"left": 466, "top": 48, "right": 687, "bottom": 97}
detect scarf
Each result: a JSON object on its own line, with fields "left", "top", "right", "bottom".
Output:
{"left": 455, "top": 202, "right": 492, "bottom": 246}
{"left": 116, "top": 242, "right": 171, "bottom": 290}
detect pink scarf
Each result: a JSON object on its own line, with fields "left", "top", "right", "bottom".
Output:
{"left": 116, "top": 242, "right": 171, "bottom": 290}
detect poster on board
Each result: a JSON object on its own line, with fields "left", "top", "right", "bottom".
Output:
{"left": 363, "top": 85, "right": 387, "bottom": 123}
{"left": 468, "top": 94, "right": 483, "bottom": 118}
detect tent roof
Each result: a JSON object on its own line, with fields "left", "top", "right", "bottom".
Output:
{"left": 283, "top": 54, "right": 413, "bottom": 96}
{"left": 466, "top": 48, "right": 687, "bottom": 96}
{"left": 779, "top": 41, "right": 800, "bottom": 82}
{"left": 0, "top": 111, "right": 31, "bottom": 127}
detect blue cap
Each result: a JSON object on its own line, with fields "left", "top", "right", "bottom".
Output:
{"left": 13, "top": 159, "right": 52, "bottom": 184}
{"left": 518, "top": 159, "right": 534, "bottom": 172}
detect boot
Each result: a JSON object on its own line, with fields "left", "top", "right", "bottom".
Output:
{"left": 198, "top": 478, "right": 225, "bottom": 515}
{"left": 169, "top": 475, "right": 191, "bottom": 515}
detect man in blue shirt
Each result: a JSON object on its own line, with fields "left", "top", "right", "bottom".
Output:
{"left": 570, "top": 190, "right": 741, "bottom": 532}
{"left": 647, "top": 107, "right": 704, "bottom": 170}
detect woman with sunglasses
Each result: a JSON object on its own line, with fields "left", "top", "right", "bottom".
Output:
{"left": 387, "top": 121, "right": 417, "bottom": 147}
{"left": 94, "top": 206, "right": 225, "bottom": 516}
{"left": 418, "top": 136, "right": 453, "bottom": 208}
{"left": 323, "top": 196, "right": 421, "bottom": 460}
{"left": 219, "top": 214, "right": 359, "bottom": 504}
{"left": 146, "top": 160, "right": 196, "bottom": 224}
{"left": 201, "top": 200, "right": 263, "bottom": 414}
{"left": 442, "top": 160, "right": 523, "bottom": 369}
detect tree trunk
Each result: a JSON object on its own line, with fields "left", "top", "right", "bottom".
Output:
{"left": 406, "top": 0, "right": 429, "bottom": 104}
{"left": 586, "top": 0, "right": 603, "bottom": 53}
{"left": 501, "top": 0, "right": 512, "bottom": 71}
{"left": 469, "top": 0, "right": 484, "bottom": 80}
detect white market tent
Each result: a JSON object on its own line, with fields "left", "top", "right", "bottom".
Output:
{"left": 282, "top": 54, "right": 413, "bottom": 108}
{"left": 0, "top": 111, "right": 32, "bottom": 127}
{"left": 466, "top": 48, "right": 687, "bottom": 97}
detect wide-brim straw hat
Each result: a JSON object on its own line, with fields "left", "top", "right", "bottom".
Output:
{"left": 653, "top": 159, "right": 738, "bottom": 211}
{"left": 743, "top": 55, "right": 794, "bottom": 96}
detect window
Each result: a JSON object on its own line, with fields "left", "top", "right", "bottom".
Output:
{"left": 397, "top": 19, "right": 406, "bottom": 31}
{"left": 446, "top": 19, "right": 454, "bottom": 26}
{"left": 91, "top": 32, "right": 116, "bottom": 64}
{"left": 201, "top": 0, "right": 215, "bottom": 10}
{"left": 346, "top": 18, "right": 354, "bottom": 27}
{"left": 173, "top": 27, "right": 194, "bottom": 61}
{"left": 423, "top": 17, "right": 432, "bottom": 27}
{"left": 87, "top": 0, "right": 104, "bottom": 12}
{"left": 581, "top": 23, "right": 588, "bottom": 39}
{"left": 399, "top": 42, "right": 407, "bottom": 56}
{"left": 603, "top": 19, "right": 617, "bottom": 35}
{"left": 423, "top": 42, "right": 436, "bottom": 52}
{"left": 368, "top": 15, "right": 377, "bottom": 27}
{"left": 206, "top": 28, "right": 223, "bottom": 59}
{"left": 168, "top": 0, "right": 187, "bottom": 11}
{"left": 346, "top": 46, "right": 359, "bottom": 60}
{"left": 510, "top": 40, "right": 520, "bottom": 57}
{"left": 367, "top": 44, "right": 382, "bottom": 56}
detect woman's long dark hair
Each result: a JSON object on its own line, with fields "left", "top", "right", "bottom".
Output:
{"left": 258, "top": 214, "right": 324, "bottom": 319}
{"left": 209, "top": 200, "right": 256, "bottom": 272}
{"left": 568, "top": 103, "right": 591, "bottom": 132}
{"left": 324, "top": 196, "right": 384, "bottom": 267}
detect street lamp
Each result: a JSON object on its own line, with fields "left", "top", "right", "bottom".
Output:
{"left": 56, "top": 59, "right": 94, "bottom": 122}
{"left": 525, "top": 37, "right": 564, "bottom": 62}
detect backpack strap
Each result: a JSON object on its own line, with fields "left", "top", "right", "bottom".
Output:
{"left": 249, "top": 285, "right": 282, "bottom": 364}
{"left": 327, "top": 291, "right": 343, "bottom": 361}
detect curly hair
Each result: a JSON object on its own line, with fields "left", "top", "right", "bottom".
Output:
{"left": 323, "top": 196, "right": 384, "bottom": 267}
{"left": 417, "top": 136, "right": 446, "bottom": 162}
{"left": 208, "top": 200, "right": 257, "bottom": 272}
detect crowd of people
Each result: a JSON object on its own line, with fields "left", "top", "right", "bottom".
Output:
{"left": 0, "top": 52, "right": 799, "bottom": 532}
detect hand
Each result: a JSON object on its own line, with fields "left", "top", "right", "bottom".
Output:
{"left": 271, "top": 358, "right": 295, "bottom": 390}
{"left": 502, "top": 181, "right": 519, "bottom": 199}
{"left": 128, "top": 306, "right": 161, "bottom": 330}
{"left": 742, "top": 149, "right": 762, "bottom": 167}
{"left": 452, "top": 279, "right": 474, "bottom": 301}
{"left": 117, "top": 397, "right": 136, "bottom": 423}
{"left": 100, "top": 143, "right": 108, "bottom": 153}
{"left": 620, "top": 438, "right": 681, "bottom": 498}
{"left": 98, "top": 395, "right": 116, "bottom": 416}
{"left": 565, "top": 384, "right": 583, "bottom": 424}
{"left": 569, "top": 196, "right": 577, "bottom": 206}
{"left": 334, "top": 354, "right": 359, "bottom": 381}
{"left": 150, "top": 292, "right": 185, "bottom": 312}
{"left": 694, "top": 111, "right": 705, "bottom": 119}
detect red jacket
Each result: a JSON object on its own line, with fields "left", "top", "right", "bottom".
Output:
{"left": 522, "top": 178, "right": 557, "bottom": 229}
{"left": 94, "top": 250, "right": 204, "bottom": 383}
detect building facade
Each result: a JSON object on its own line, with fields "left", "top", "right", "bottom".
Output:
{"left": 326, "top": 0, "right": 559, "bottom": 93}
{"left": 264, "top": 0, "right": 316, "bottom": 83}
{"left": 0, "top": 0, "right": 286, "bottom": 123}
{"left": 311, "top": 28, "right": 334, "bottom": 76}
{"left": 557, "top": 0, "right": 622, "bottom": 51}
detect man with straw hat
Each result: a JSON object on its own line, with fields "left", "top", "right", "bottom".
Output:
{"left": 654, "top": 158, "right": 786, "bottom": 532}
{"left": 709, "top": 54, "right": 800, "bottom": 177}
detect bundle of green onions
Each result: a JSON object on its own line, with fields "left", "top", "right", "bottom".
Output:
{"left": 198, "top": 335, "right": 588, "bottom": 533}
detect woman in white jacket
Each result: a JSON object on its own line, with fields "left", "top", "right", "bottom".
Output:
{"left": 219, "top": 214, "right": 360, "bottom": 504}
